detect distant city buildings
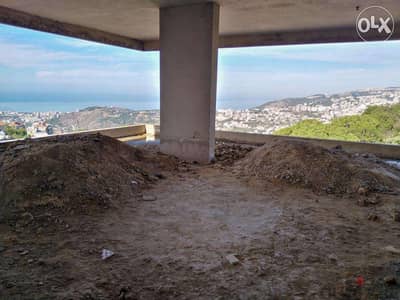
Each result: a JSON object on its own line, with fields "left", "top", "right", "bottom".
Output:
{"left": 0, "top": 87, "right": 399, "bottom": 141}
{"left": 0, "top": 130, "right": 6, "bottom": 140}
{"left": 215, "top": 87, "right": 400, "bottom": 134}
{"left": 27, "top": 121, "right": 53, "bottom": 138}
{"left": 0, "top": 111, "right": 57, "bottom": 140}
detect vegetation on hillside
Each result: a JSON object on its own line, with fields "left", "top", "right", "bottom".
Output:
{"left": 274, "top": 103, "right": 400, "bottom": 144}
{"left": 4, "top": 126, "right": 27, "bottom": 139}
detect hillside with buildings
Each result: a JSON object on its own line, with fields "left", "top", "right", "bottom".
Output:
{"left": 0, "top": 87, "right": 399, "bottom": 142}
{"left": 47, "top": 106, "right": 159, "bottom": 134}
{"left": 216, "top": 87, "right": 400, "bottom": 134}
{"left": 0, "top": 107, "right": 159, "bottom": 140}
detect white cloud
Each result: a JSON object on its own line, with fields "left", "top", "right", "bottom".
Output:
{"left": 0, "top": 39, "right": 78, "bottom": 68}
{"left": 220, "top": 40, "right": 400, "bottom": 65}
{"left": 34, "top": 68, "right": 159, "bottom": 95}
{"left": 0, "top": 38, "right": 158, "bottom": 69}
{"left": 217, "top": 66, "right": 400, "bottom": 107}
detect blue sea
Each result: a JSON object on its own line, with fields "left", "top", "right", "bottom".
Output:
{"left": 0, "top": 94, "right": 160, "bottom": 112}
{"left": 0, "top": 95, "right": 260, "bottom": 112}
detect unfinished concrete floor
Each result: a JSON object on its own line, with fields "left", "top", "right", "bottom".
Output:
{"left": 1, "top": 143, "right": 400, "bottom": 299}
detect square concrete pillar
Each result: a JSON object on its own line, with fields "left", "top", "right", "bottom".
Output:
{"left": 160, "top": 2, "right": 219, "bottom": 163}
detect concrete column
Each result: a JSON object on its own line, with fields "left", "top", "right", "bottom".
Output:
{"left": 160, "top": 2, "right": 219, "bottom": 163}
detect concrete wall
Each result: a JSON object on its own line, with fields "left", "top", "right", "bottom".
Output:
{"left": 3, "top": 124, "right": 399, "bottom": 160}
{"left": 0, "top": 125, "right": 147, "bottom": 144}
{"left": 216, "top": 130, "right": 400, "bottom": 160}
{"left": 159, "top": 2, "right": 219, "bottom": 163}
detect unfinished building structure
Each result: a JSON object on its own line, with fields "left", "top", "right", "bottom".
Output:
{"left": 0, "top": 0, "right": 399, "bottom": 162}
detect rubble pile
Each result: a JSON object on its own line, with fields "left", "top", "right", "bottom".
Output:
{"left": 0, "top": 134, "right": 178, "bottom": 222}
{"left": 236, "top": 139, "right": 400, "bottom": 195}
{"left": 214, "top": 141, "right": 255, "bottom": 166}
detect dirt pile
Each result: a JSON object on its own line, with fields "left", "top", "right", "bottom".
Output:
{"left": 236, "top": 139, "right": 400, "bottom": 195}
{"left": 214, "top": 141, "right": 255, "bottom": 166}
{"left": 0, "top": 134, "right": 178, "bottom": 222}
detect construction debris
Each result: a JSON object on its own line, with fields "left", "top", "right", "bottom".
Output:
{"left": 393, "top": 209, "right": 400, "bottom": 222}
{"left": 236, "top": 139, "right": 400, "bottom": 195}
{"left": 0, "top": 133, "right": 178, "bottom": 223}
{"left": 226, "top": 254, "right": 240, "bottom": 265}
{"left": 215, "top": 141, "right": 256, "bottom": 166}
{"left": 367, "top": 213, "right": 379, "bottom": 221}
{"left": 384, "top": 276, "right": 397, "bottom": 285}
{"left": 141, "top": 195, "right": 157, "bottom": 201}
{"left": 1, "top": 139, "right": 400, "bottom": 299}
{"left": 383, "top": 246, "right": 400, "bottom": 254}
{"left": 101, "top": 249, "right": 114, "bottom": 260}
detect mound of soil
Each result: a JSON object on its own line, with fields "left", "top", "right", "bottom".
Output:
{"left": 214, "top": 141, "right": 256, "bottom": 166}
{"left": 236, "top": 139, "right": 400, "bottom": 195}
{"left": 0, "top": 134, "right": 178, "bottom": 222}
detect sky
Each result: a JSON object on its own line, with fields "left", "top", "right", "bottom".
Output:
{"left": 0, "top": 23, "right": 400, "bottom": 112}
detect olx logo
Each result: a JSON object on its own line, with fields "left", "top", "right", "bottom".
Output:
{"left": 356, "top": 6, "right": 394, "bottom": 41}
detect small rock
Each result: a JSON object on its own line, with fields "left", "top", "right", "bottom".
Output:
{"left": 226, "top": 254, "right": 240, "bottom": 265}
{"left": 119, "top": 287, "right": 129, "bottom": 300}
{"left": 101, "top": 248, "right": 114, "bottom": 260}
{"left": 367, "top": 213, "right": 379, "bottom": 221}
{"left": 154, "top": 173, "right": 166, "bottom": 179}
{"left": 357, "top": 187, "right": 368, "bottom": 196}
{"left": 368, "top": 196, "right": 380, "bottom": 205}
{"left": 384, "top": 276, "right": 397, "bottom": 285}
{"left": 20, "top": 250, "right": 29, "bottom": 256}
{"left": 393, "top": 210, "right": 400, "bottom": 222}
{"left": 384, "top": 245, "right": 400, "bottom": 254}
{"left": 357, "top": 198, "right": 368, "bottom": 207}
{"left": 13, "top": 144, "right": 29, "bottom": 151}
{"left": 141, "top": 195, "right": 157, "bottom": 201}
{"left": 6, "top": 258, "right": 15, "bottom": 266}
{"left": 328, "top": 254, "right": 338, "bottom": 263}
{"left": 47, "top": 173, "right": 56, "bottom": 182}
{"left": 20, "top": 212, "right": 34, "bottom": 225}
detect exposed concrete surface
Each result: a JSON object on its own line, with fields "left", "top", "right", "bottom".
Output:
{"left": 160, "top": 3, "right": 219, "bottom": 162}
{"left": 0, "top": 0, "right": 158, "bottom": 41}
{"left": 1, "top": 0, "right": 400, "bottom": 49}
{"left": 0, "top": 6, "right": 144, "bottom": 50}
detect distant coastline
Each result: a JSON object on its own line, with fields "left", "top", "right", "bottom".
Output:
{"left": 1, "top": 87, "right": 400, "bottom": 141}
{"left": 1, "top": 86, "right": 399, "bottom": 113}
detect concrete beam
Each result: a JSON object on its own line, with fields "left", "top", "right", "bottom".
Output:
{"left": 3, "top": 4, "right": 399, "bottom": 51}
{"left": 160, "top": 2, "right": 219, "bottom": 163}
{"left": 0, "top": 6, "right": 144, "bottom": 51}
{"left": 143, "top": 24, "right": 400, "bottom": 51}
{"left": 219, "top": 25, "right": 400, "bottom": 48}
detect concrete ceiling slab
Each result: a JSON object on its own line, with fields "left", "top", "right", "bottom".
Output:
{"left": 0, "top": 0, "right": 399, "bottom": 50}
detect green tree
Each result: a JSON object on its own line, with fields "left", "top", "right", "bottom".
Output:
{"left": 274, "top": 103, "right": 400, "bottom": 144}
{"left": 4, "top": 126, "right": 27, "bottom": 139}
